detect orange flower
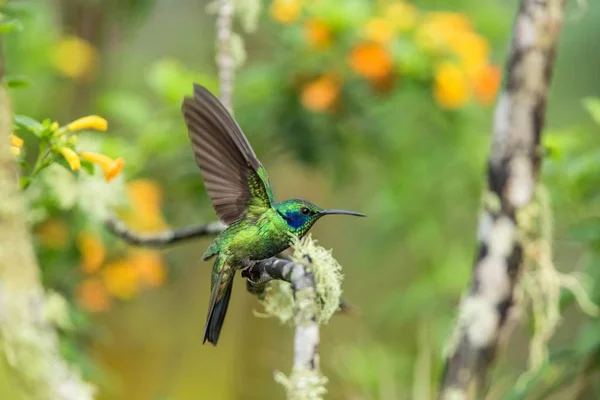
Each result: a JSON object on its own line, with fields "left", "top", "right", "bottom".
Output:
{"left": 36, "top": 218, "right": 70, "bottom": 249}
{"left": 80, "top": 152, "right": 125, "bottom": 182}
{"left": 77, "top": 278, "right": 111, "bottom": 313}
{"left": 304, "top": 19, "right": 332, "bottom": 49}
{"left": 58, "top": 147, "right": 81, "bottom": 171}
{"left": 102, "top": 259, "right": 139, "bottom": 300}
{"left": 364, "top": 18, "right": 395, "bottom": 44}
{"left": 66, "top": 115, "right": 108, "bottom": 132}
{"left": 301, "top": 75, "right": 340, "bottom": 112}
{"left": 125, "top": 179, "right": 168, "bottom": 231}
{"left": 271, "top": 0, "right": 302, "bottom": 25}
{"left": 434, "top": 62, "right": 470, "bottom": 109}
{"left": 78, "top": 231, "right": 106, "bottom": 274}
{"left": 130, "top": 250, "right": 166, "bottom": 287}
{"left": 384, "top": 2, "right": 418, "bottom": 31}
{"left": 472, "top": 64, "right": 502, "bottom": 105}
{"left": 349, "top": 42, "right": 393, "bottom": 80}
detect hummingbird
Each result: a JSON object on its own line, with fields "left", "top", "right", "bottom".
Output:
{"left": 182, "top": 84, "right": 365, "bottom": 346}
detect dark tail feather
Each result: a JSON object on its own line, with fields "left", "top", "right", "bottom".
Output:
{"left": 203, "top": 277, "right": 234, "bottom": 346}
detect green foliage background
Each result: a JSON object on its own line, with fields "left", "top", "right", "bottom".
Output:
{"left": 3, "top": 0, "right": 600, "bottom": 399}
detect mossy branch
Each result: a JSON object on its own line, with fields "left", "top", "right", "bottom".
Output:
{"left": 438, "top": 0, "right": 566, "bottom": 398}
{"left": 243, "top": 235, "right": 341, "bottom": 400}
{"left": 0, "top": 39, "right": 95, "bottom": 400}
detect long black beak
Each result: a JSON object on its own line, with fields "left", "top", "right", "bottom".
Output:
{"left": 320, "top": 209, "right": 366, "bottom": 217}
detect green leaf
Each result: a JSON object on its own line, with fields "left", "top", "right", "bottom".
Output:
{"left": 568, "top": 218, "right": 600, "bottom": 246}
{"left": 146, "top": 58, "right": 218, "bottom": 106}
{"left": 20, "top": 176, "right": 31, "bottom": 189}
{"left": 98, "top": 91, "right": 151, "bottom": 127}
{"left": 4, "top": 74, "right": 32, "bottom": 88}
{"left": 582, "top": 97, "right": 600, "bottom": 126}
{"left": 576, "top": 321, "right": 600, "bottom": 355}
{"left": 80, "top": 160, "right": 95, "bottom": 175}
{"left": 0, "top": 18, "right": 23, "bottom": 34}
{"left": 14, "top": 115, "right": 44, "bottom": 136}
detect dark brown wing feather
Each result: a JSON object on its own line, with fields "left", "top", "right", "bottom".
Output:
{"left": 181, "top": 84, "right": 273, "bottom": 224}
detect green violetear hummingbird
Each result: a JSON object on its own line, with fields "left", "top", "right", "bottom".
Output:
{"left": 182, "top": 84, "right": 365, "bottom": 346}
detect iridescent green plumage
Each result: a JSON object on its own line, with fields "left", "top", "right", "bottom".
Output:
{"left": 182, "top": 84, "right": 364, "bottom": 345}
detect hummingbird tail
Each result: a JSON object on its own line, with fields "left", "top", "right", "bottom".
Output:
{"left": 203, "top": 274, "right": 234, "bottom": 346}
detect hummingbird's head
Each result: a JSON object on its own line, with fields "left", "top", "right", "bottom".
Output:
{"left": 274, "top": 199, "right": 365, "bottom": 237}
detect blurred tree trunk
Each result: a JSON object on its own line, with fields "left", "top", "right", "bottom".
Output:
{"left": 0, "top": 38, "right": 94, "bottom": 400}
{"left": 438, "top": 0, "right": 565, "bottom": 398}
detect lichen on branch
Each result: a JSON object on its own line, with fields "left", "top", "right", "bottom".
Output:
{"left": 256, "top": 234, "right": 344, "bottom": 325}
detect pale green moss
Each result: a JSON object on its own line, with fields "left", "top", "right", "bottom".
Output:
{"left": 516, "top": 185, "right": 599, "bottom": 386}
{"left": 291, "top": 234, "right": 343, "bottom": 324}
{"left": 257, "top": 280, "right": 295, "bottom": 324}
{"left": 258, "top": 234, "right": 343, "bottom": 325}
{"left": 274, "top": 368, "right": 328, "bottom": 400}
{"left": 0, "top": 288, "right": 95, "bottom": 400}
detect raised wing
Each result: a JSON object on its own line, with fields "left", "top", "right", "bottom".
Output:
{"left": 182, "top": 84, "right": 274, "bottom": 224}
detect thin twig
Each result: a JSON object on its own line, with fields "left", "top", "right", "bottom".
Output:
{"left": 216, "top": 0, "right": 235, "bottom": 112}
{"left": 104, "top": 216, "right": 226, "bottom": 247}
{"left": 438, "top": 0, "right": 566, "bottom": 398}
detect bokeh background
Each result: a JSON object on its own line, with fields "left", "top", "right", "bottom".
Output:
{"left": 4, "top": 0, "right": 600, "bottom": 398}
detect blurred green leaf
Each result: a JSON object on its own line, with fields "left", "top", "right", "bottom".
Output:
{"left": 3, "top": 74, "right": 32, "bottom": 88}
{"left": 569, "top": 218, "right": 600, "bottom": 246}
{"left": 582, "top": 97, "right": 600, "bottom": 126}
{"left": 79, "top": 160, "right": 94, "bottom": 176}
{"left": 0, "top": 17, "right": 23, "bottom": 34}
{"left": 146, "top": 59, "right": 218, "bottom": 106}
{"left": 14, "top": 114, "right": 44, "bottom": 136}
{"left": 576, "top": 321, "right": 600, "bottom": 356}
{"left": 98, "top": 91, "right": 152, "bottom": 128}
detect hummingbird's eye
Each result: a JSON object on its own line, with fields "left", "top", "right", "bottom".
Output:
{"left": 300, "top": 207, "right": 310, "bottom": 215}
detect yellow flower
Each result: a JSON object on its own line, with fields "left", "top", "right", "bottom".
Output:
{"left": 415, "top": 12, "right": 473, "bottom": 52}
{"left": 130, "top": 250, "right": 166, "bottom": 287}
{"left": 80, "top": 152, "right": 125, "bottom": 182}
{"left": 36, "top": 218, "right": 70, "bottom": 249}
{"left": 349, "top": 42, "right": 393, "bottom": 80}
{"left": 426, "top": 12, "right": 472, "bottom": 32}
{"left": 76, "top": 278, "right": 111, "bottom": 313}
{"left": 102, "top": 259, "right": 139, "bottom": 300}
{"left": 11, "top": 134, "right": 23, "bottom": 148}
{"left": 66, "top": 115, "right": 108, "bottom": 132}
{"left": 58, "top": 147, "right": 81, "bottom": 171}
{"left": 384, "top": 2, "right": 418, "bottom": 31}
{"left": 11, "top": 134, "right": 23, "bottom": 156}
{"left": 51, "top": 35, "right": 98, "bottom": 80}
{"left": 271, "top": 0, "right": 303, "bottom": 25}
{"left": 364, "top": 18, "right": 395, "bottom": 44}
{"left": 77, "top": 231, "right": 106, "bottom": 274}
{"left": 472, "top": 64, "right": 502, "bottom": 105}
{"left": 434, "top": 62, "right": 470, "bottom": 109}
{"left": 449, "top": 31, "right": 490, "bottom": 77}
{"left": 301, "top": 75, "right": 340, "bottom": 112}
{"left": 304, "top": 19, "right": 332, "bottom": 49}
